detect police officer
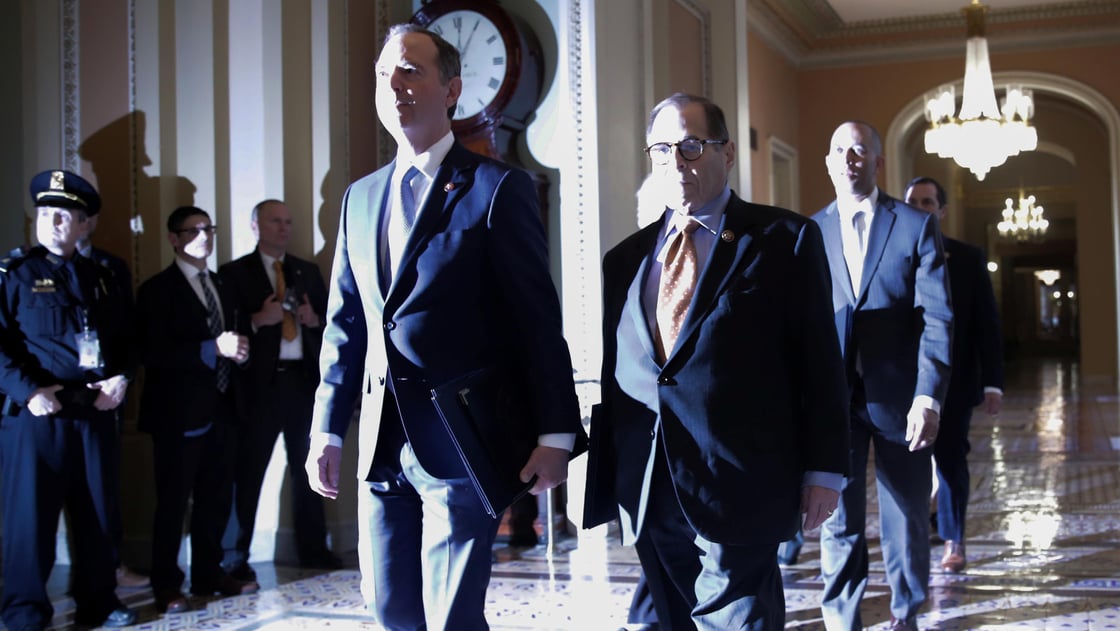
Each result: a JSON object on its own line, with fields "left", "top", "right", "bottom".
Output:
{"left": 0, "top": 170, "right": 137, "bottom": 630}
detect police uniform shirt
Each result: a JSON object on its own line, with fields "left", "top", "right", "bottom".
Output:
{"left": 0, "top": 247, "right": 123, "bottom": 414}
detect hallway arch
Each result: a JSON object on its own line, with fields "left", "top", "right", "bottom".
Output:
{"left": 886, "top": 72, "right": 1120, "bottom": 386}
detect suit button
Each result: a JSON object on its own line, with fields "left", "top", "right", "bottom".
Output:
{"left": 385, "top": 321, "right": 396, "bottom": 330}
{"left": 657, "top": 376, "right": 675, "bottom": 385}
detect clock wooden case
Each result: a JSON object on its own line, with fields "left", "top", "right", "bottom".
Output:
{"left": 411, "top": 0, "right": 544, "bottom": 163}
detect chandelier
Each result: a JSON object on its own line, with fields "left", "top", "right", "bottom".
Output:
{"left": 923, "top": 0, "right": 1037, "bottom": 181}
{"left": 997, "top": 192, "right": 1049, "bottom": 241}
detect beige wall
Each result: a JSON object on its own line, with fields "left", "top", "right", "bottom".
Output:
{"left": 797, "top": 43, "right": 1120, "bottom": 213}
{"left": 746, "top": 31, "right": 799, "bottom": 208}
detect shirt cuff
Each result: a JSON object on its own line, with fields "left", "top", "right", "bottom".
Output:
{"left": 538, "top": 432, "right": 576, "bottom": 452}
{"left": 912, "top": 394, "right": 941, "bottom": 415}
{"left": 984, "top": 386, "right": 1003, "bottom": 395}
{"left": 310, "top": 432, "right": 343, "bottom": 451}
{"left": 803, "top": 471, "right": 843, "bottom": 492}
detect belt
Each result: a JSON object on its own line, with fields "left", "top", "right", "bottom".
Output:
{"left": 276, "top": 359, "right": 304, "bottom": 372}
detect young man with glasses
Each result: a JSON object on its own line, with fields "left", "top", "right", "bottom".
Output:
{"left": 584, "top": 93, "right": 849, "bottom": 629}
{"left": 136, "top": 206, "right": 257, "bottom": 615}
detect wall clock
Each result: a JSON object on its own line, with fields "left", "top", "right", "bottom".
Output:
{"left": 412, "top": 0, "right": 543, "bottom": 162}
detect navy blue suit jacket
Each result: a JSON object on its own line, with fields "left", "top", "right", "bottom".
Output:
{"left": 587, "top": 194, "right": 850, "bottom": 546}
{"left": 812, "top": 193, "right": 953, "bottom": 443}
{"left": 943, "top": 237, "right": 1003, "bottom": 412}
{"left": 136, "top": 262, "right": 244, "bottom": 434}
{"left": 311, "top": 142, "right": 582, "bottom": 481}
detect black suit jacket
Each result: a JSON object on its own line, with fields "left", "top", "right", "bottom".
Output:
{"left": 218, "top": 249, "right": 327, "bottom": 397}
{"left": 136, "top": 261, "right": 244, "bottom": 434}
{"left": 587, "top": 194, "right": 851, "bottom": 545}
{"left": 943, "top": 238, "right": 1003, "bottom": 412}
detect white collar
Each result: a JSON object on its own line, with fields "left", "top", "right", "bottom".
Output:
{"left": 837, "top": 187, "right": 879, "bottom": 219}
{"left": 396, "top": 131, "right": 454, "bottom": 180}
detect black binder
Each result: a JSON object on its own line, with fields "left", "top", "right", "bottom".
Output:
{"left": 430, "top": 367, "right": 535, "bottom": 518}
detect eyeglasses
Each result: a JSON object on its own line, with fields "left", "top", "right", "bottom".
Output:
{"left": 644, "top": 138, "right": 727, "bottom": 164}
{"left": 174, "top": 225, "right": 217, "bottom": 237}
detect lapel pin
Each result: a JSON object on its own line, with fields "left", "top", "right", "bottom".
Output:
{"left": 720, "top": 229, "right": 735, "bottom": 242}
{"left": 444, "top": 182, "right": 455, "bottom": 192}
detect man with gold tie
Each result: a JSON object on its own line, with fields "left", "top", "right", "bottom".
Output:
{"left": 584, "top": 93, "right": 850, "bottom": 629}
{"left": 218, "top": 199, "right": 340, "bottom": 580}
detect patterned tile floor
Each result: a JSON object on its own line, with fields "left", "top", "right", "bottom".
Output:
{"left": 9, "top": 357, "right": 1120, "bottom": 630}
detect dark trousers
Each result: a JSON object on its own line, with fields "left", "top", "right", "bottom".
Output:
{"left": 934, "top": 404, "right": 973, "bottom": 542}
{"left": 223, "top": 368, "right": 329, "bottom": 567}
{"left": 0, "top": 412, "right": 122, "bottom": 630}
{"left": 635, "top": 450, "right": 784, "bottom": 630}
{"left": 358, "top": 434, "right": 501, "bottom": 631}
{"left": 820, "top": 393, "right": 932, "bottom": 630}
{"left": 150, "top": 423, "right": 234, "bottom": 592}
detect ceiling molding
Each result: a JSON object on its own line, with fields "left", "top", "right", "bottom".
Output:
{"left": 747, "top": 0, "right": 1120, "bottom": 69}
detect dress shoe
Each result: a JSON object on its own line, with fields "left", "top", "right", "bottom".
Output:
{"left": 299, "top": 550, "right": 344, "bottom": 570}
{"left": 116, "top": 564, "right": 151, "bottom": 588}
{"left": 190, "top": 573, "right": 260, "bottom": 597}
{"left": 154, "top": 589, "right": 191, "bottom": 614}
{"left": 89, "top": 606, "right": 138, "bottom": 628}
{"left": 942, "top": 540, "right": 967, "bottom": 573}
{"left": 227, "top": 562, "right": 258, "bottom": 582}
{"left": 889, "top": 616, "right": 918, "bottom": 630}
{"left": 104, "top": 606, "right": 138, "bottom": 627}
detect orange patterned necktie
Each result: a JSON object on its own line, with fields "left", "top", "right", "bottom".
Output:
{"left": 655, "top": 216, "right": 700, "bottom": 363}
{"left": 274, "top": 259, "right": 298, "bottom": 341}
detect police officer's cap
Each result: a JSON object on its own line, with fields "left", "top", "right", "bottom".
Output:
{"left": 29, "top": 170, "right": 101, "bottom": 217}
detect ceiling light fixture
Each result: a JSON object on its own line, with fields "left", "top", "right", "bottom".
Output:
{"left": 998, "top": 191, "right": 1049, "bottom": 241}
{"left": 923, "top": 0, "right": 1037, "bottom": 181}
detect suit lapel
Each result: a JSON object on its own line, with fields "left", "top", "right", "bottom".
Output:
{"left": 386, "top": 144, "right": 475, "bottom": 310}
{"left": 363, "top": 166, "right": 391, "bottom": 311}
{"left": 623, "top": 225, "right": 662, "bottom": 362}
{"left": 858, "top": 195, "right": 897, "bottom": 300}
{"left": 170, "top": 263, "right": 212, "bottom": 335}
{"left": 819, "top": 202, "right": 856, "bottom": 305}
{"left": 249, "top": 249, "right": 273, "bottom": 298}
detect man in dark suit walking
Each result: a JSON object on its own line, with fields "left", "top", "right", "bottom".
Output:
{"left": 812, "top": 121, "right": 953, "bottom": 631}
{"left": 304, "top": 24, "right": 582, "bottom": 631}
{"left": 585, "top": 92, "right": 850, "bottom": 629}
{"left": 219, "top": 198, "right": 339, "bottom": 579}
{"left": 136, "top": 206, "right": 259, "bottom": 614}
{"left": 905, "top": 176, "right": 1004, "bottom": 574}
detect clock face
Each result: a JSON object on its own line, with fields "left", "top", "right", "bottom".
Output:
{"left": 427, "top": 10, "right": 509, "bottom": 121}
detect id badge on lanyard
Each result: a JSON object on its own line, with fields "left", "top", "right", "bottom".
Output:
{"left": 75, "top": 307, "right": 103, "bottom": 369}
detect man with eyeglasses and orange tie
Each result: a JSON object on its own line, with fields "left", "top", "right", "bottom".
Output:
{"left": 584, "top": 92, "right": 850, "bottom": 629}
{"left": 218, "top": 199, "right": 339, "bottom": 580}
{"left": 136, "top": 206, "right": 257, "bottom": 615}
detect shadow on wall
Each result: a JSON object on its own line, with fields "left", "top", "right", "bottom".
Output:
{"left": 79, "top": 110, "right": 198, "bottom": 289}
{"left": 316, "top": 167, "right": 340, "bottom": 277}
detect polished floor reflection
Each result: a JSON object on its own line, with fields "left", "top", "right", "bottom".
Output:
{"left": 6, "top": 358, "right": 1119, "bottom": 630}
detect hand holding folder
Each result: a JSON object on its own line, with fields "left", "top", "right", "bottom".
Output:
{"left": 430, "top": 367, "right": 587, "bottom": 518}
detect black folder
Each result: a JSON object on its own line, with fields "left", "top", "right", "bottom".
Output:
{"left": 430, "top": 367, "right": 535, "bottom": 518}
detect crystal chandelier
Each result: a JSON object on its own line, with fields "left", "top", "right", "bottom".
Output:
{"left": 997, "top": 192, "right": 1049, "bottom": 241}
{"left": 924, "top": 1, "right": 1037, "bottom": 181}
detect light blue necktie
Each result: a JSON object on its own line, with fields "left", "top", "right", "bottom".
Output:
{"left": 387, "top": 166, "right": 421, "bottom": 283}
